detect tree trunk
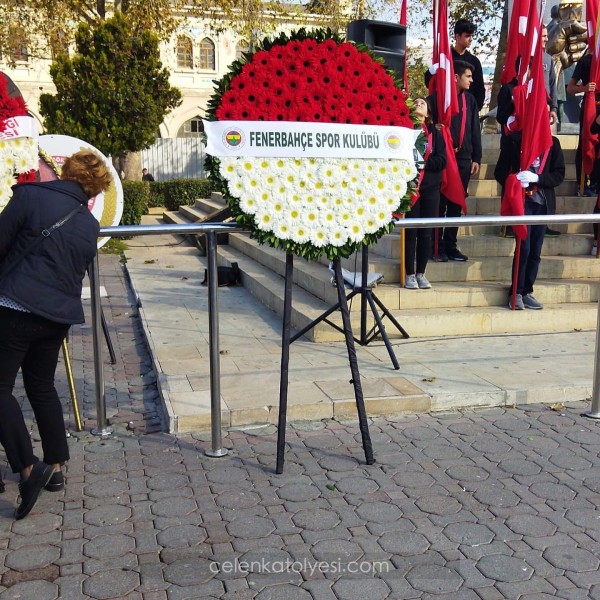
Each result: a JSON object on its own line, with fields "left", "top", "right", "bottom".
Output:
{"left": 122, "top": 152, "right": 142, "bottom": 181}
{"left": 490, "top": 1, "right": 509, "bottom": 112}
{"left": 112, "top": 152, "right": 142, "bottom": 181}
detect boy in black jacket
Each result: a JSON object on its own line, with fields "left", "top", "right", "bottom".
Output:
{"left": 494, "top": 133, "right": 565, "bottom": 309}
{"left": 429, "top": 60, "right": 482, "bottom": 261}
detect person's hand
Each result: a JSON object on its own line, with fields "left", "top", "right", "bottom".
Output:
{"left": 517, "top": 171, "right": 539, "bottom": 184}
{"left": 506, "top": 114, "right": 521, "bottom": 132}
{"left": 549, "top": 111, "right": 558, "bottom": 125}
{"left": 471, "top": 162, "right": 480, "bottom": 176}
{"left": 588, "top": 82, "right": 597, "bottom": 93}
{"left": 428, "top": 63, "right": 439, "bottom": 75}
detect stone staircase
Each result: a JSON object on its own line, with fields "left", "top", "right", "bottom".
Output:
{"left": 162, "top": 133, "right": 600, "bottom": 341}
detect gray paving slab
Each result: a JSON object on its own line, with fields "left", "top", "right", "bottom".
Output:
{"left": 1, "top": 248, "right": 600, "bottom": 598}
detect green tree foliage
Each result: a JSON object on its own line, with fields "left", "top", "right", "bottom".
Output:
{"left": 39, "top": 13, "right": 182, "bottom": 157}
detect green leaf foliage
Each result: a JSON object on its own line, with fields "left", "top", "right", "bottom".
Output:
{"left": 39, "top": 13, "right": 182, "bottom": 157}
{"left": 121, "top": 180, "right": 150, "bottom": 226}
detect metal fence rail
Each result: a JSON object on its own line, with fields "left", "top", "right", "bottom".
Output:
{"left": 91, "top": 214, "right": 600, "bottom": 454}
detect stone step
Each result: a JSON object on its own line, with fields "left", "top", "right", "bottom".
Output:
{"left": 468, "top": 178, "right": 577, "bottom": 197}
{"left": 339, "top": 252, "right": 600, "bottom": 283}
{"left": 465, "top": 195, "right": 597, "bottom": 215}
{"left": 480, "top": 133, "right": 579, "bottom": 150}
{"left": 215, "top": 243, "right": 598, "bottom": 341}
{"left": 375, "top": 232, "right": 595, "bottom": 260}
{"left": 179, "top": 204, "right": 208, "bottom": 222}
{"left": 228, "top": 232, "right": 600, "bottom": 308}
{"left": 194, "top": 197, "right": 226, "bottom": 214}
{"left": 481, "top": 147, "right": 577, "bottom": 165}
{"left": 162, "top": 210, "right": 191, "bottom": 225}
{"left": 474, "top": 163, "right": 577, "bottom": 180}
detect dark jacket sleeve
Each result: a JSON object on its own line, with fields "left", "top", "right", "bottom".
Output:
{"left": 494, "top": 134, "right": 519, "bottom": 186}
{"left": 425, "top": 126, "right": 447, "bottom": 173}
{"left": 496, "top": 83, "right": 515, "bottom": 126}
{"left": 537, "top": 137, "right": 565, "bottom": 189}
{"left": 0, "top": 187, "right": 28, "bottom": 262}
{"left": 469, "top": 95, "right": 482, "bottom": 164}
{"left": 470, "top": 55, "right": 485, "bottom": 111}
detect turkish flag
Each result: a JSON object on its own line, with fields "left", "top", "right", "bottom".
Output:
{"left": 501, "top": 0, "right": 529, "bottom": 85}
{"left": 582, "top": 0, "right": 600, "bottom": 176}
{"left": 431, "top": 0, "right": 466, "bottom": 213}
{"left": 501, "top": 0, "right": 552, "bottom": 242}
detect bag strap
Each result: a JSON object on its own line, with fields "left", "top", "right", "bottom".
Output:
{"left": 0, "top": 205, "right": 82, "bottom": 279}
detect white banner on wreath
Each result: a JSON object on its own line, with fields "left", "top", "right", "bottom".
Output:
{"left": 0, "top": 116, "right": 39, "bottom": 140}
{"left": 204, "top": 120, "right": 420, "bottom": 161}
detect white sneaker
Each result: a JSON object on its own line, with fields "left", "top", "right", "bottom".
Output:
{"left": 405, "top": 274, "right": 418, "bottom": 289}
{"left": 416, "top": 273, "right": 432, "bottom": 289}
{"left": 592, "top": 243, "right": 598, "bottom": 257}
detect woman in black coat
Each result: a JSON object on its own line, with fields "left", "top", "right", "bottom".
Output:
{"left": 0, "top": 149, "right": 112, "bottom": 519}
{"left": 404, "top": 98, "right": 447, "bottom": 289}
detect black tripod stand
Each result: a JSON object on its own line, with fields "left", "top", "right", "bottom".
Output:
{"left": 290, "top": 244, "right": 409, "bottom": 369}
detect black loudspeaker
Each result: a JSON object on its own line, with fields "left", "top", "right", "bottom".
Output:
{"left": 346, "top": 20, "right": 407, "bottom": 82}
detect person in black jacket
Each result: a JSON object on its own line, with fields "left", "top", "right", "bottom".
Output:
{"left": 425, "top": 19, "right": 486, "bottom": 112}
{"left": 494, "top": 134, "right": 565, "bottom": 309}
{"left": 404, "top": 98, "right": 447, "bottom": 289}
{"left": 0, "top": 149, "right": 112, "bottom": 519}
{"left": 429, "top": 60, "right": 482, "bottom": 262}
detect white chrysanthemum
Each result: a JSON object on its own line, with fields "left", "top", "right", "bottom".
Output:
{"left": 398, "top": 159, "right": 418, "bottom": 180}
{"left": 239, "top": 197, "right": 258, "bottom": 215}
{"left": 221, "top": 156, "right": 416, "bottom": 249}
{"left": 290, "top": 223, "right": 310, "bottom": 244}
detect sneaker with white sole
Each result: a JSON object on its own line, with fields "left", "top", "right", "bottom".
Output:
{"left": 523, "top": 293, "right": 543, "bottom": 309}
{"left": 592, "top": 243, "right": 598, "bottom": 257}
{"left": 404, "top": 274, "right": 418, "bottom": 289}
{"left": 508, "top": 293, "right": 524, "bottom": 310}
{"left": 416, "top": 273, "right": 431, "bottom": 289}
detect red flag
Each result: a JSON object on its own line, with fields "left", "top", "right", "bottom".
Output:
{"left": 501, "top": 0, "right": 529, "bottom": 85}
{"left": 399, "top": 0, "right": 409, "bottom": 94}
{"left": 582, "top": 0, "right": 600, "bottom": 175}
{"left": 500, "top": 0, "right": 552, "bottom": 241}
{"left": 431, "top": 0, "right": 466, "bottom": 213}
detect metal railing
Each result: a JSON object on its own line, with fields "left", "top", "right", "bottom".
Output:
{"left": 90, "top": 214, "right": 600, "bottom": 454}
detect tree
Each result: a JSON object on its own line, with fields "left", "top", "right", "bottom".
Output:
{"left": 39, "top": 13, "right": 181, "bottom": 179}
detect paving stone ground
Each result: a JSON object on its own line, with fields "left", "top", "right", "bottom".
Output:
{"left": 0, "top": 254, "right": 600, "bottom": 599}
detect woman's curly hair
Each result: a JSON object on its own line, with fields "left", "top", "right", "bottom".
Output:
{"left": 61, "top": 149, "right": 113, "bottom": 198}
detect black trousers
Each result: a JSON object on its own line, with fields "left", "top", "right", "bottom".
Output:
{"left": 405, "top": 185, "right": 440, "bottom": 275}
{"left": 438, "top": 159, "right": 471, "bottom": 252}
{"left": 0, "top": 307, "right": 70, "bottom": 473}
{"left": 510, "top": 202, "right": 547, "bottom": 296}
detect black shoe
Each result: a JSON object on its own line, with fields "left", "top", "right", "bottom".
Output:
{"left": 545, "top": 228, "right": 561, "bottom": 237}
{"left": 15, "top": 462, "right": 54, "bottom": 520}
{"left": 504, "top": 227, "right": 515, "bottom": 238}
{"left": 45, "top": 471, "right": 64, "bottom": 492}
{"left": 447, "top": 249, "right": 468, "bottom": 261}
{"left": 433, "top": 251, "right": 449, "bottom": 262}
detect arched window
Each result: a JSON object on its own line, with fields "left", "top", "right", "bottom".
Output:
{"left": 198, "top": 38, "right": 215, "bottom": 70}
{"left": 176, "top": 36, "right": 193, "bottom": 69}
{"left": 235, "top": 40, "right": 249, "bottom": 61}
{"left": 10, "top": 27, "right": 28, "bottom": 63}
{"left": 177, "top": 116, "right": 204, "bottom": 138}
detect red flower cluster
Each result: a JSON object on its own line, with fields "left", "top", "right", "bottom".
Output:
{"left": 0, "top": 74, "right": 28, "bottom": 133}
{"left": 216, "top": 39, "right": 413, "bottom": 128}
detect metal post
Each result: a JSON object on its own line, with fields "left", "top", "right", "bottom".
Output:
{"left": 583, "top": 298, "right": 600, "bottom": 419}
{"left": 89, "top": 255, "right": 113, "bottom": 436}
{"left": 204, "top": 230, "right": 228, "bottom": 457}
